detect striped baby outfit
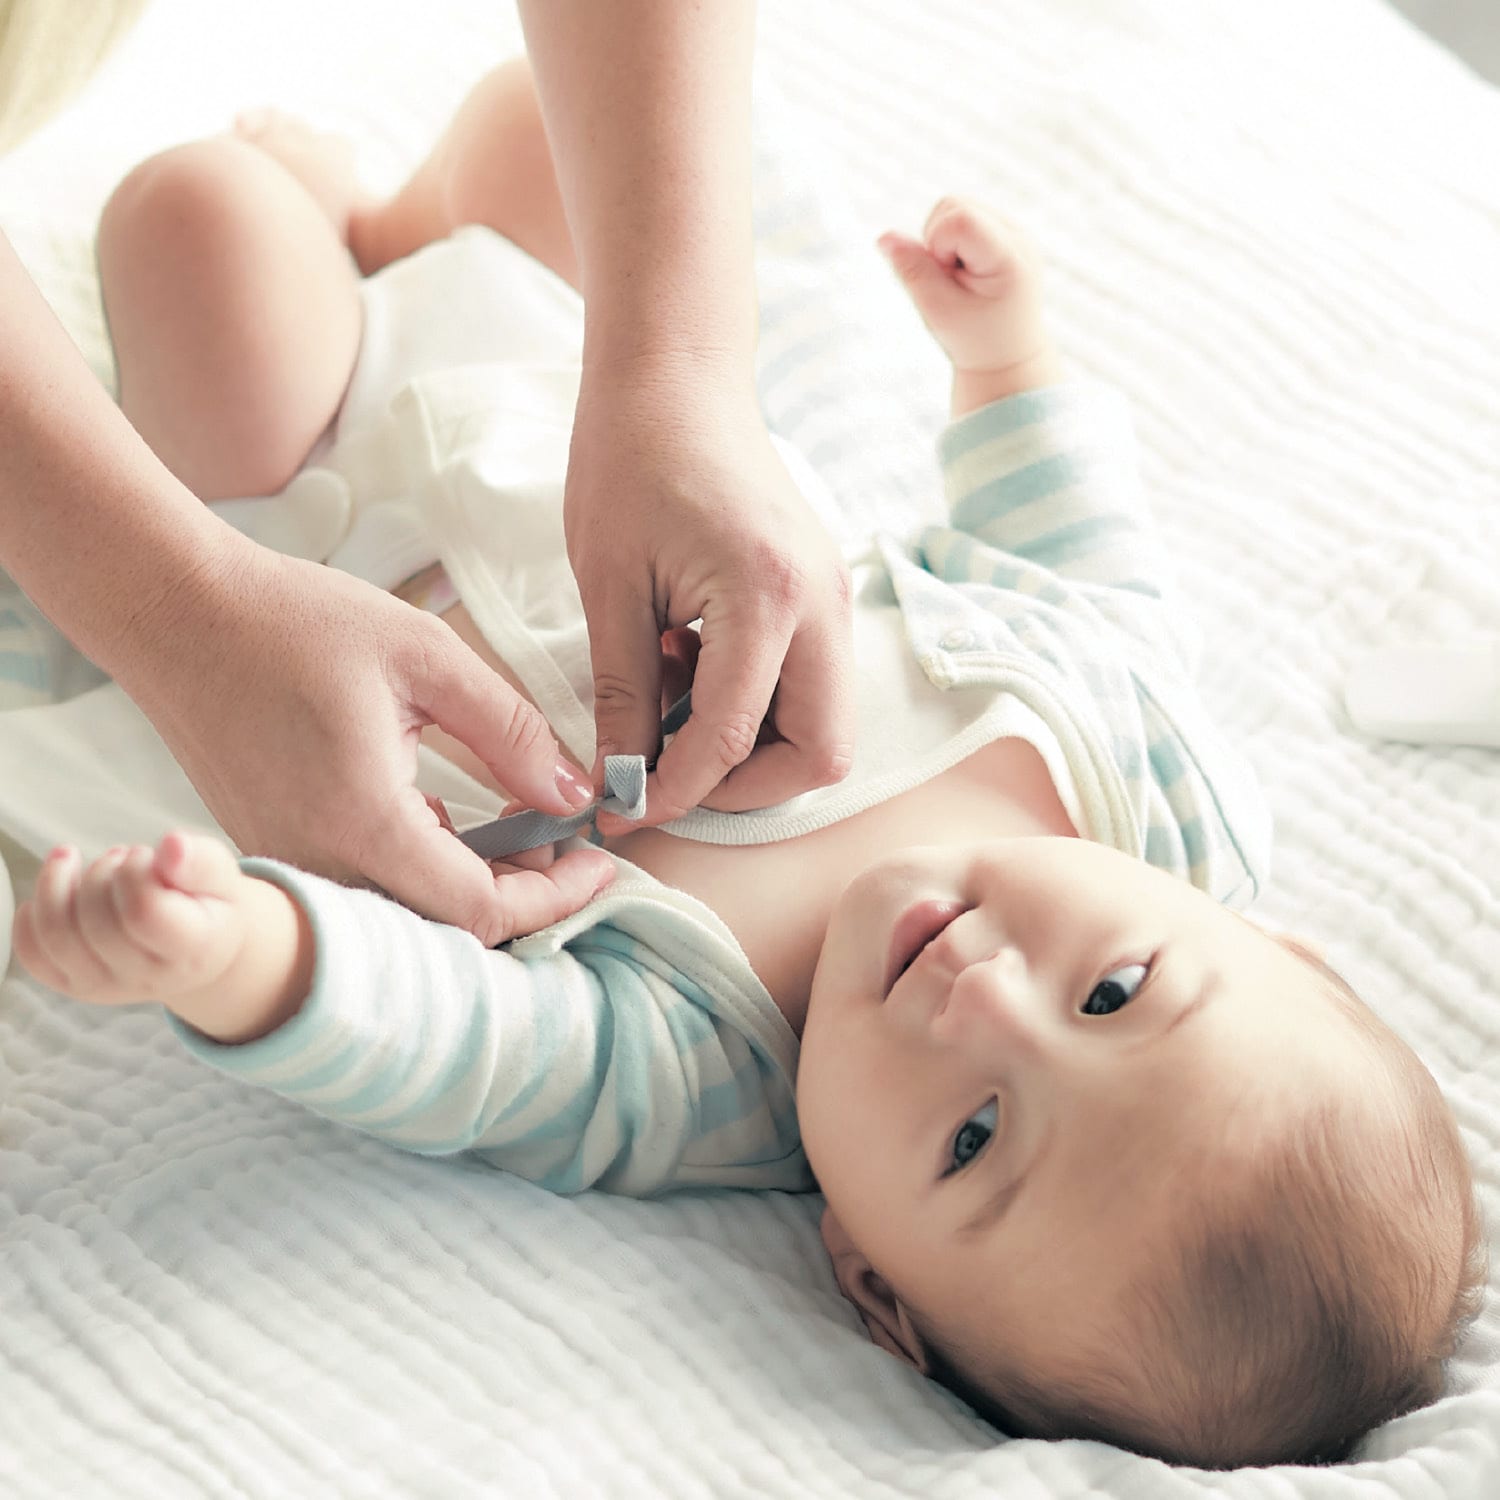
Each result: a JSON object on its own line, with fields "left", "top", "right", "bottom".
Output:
{"left": 172, "top": 373, "right": 1271, "bottom": 1196}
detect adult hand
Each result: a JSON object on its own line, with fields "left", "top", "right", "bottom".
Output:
{"left": 123, "top": 536, "right": 614, "bottom": 947}
{"left": 565, "top": 359, "right": 856, "bottom": 828}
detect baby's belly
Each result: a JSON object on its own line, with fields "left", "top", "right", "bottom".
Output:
{"left": 427, "top": 601, "right": 1075, "bottom": 1015}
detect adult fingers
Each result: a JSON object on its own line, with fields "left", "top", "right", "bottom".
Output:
{"left": 699, "top": 602, "right": 856, "bottom": 813}
{"left": 358, "top": 786, "right": 537, "bottom": 947}
{"left": 495, "top": 842, "right": 558, "bottom": 874}
{"left": 416, "top": 640, "right": 593, "bottom": 817}
{"left": 639, "top": 597, "right": 792, "bottom": 824}
{"left": 581, "top": 582, "right": 665, "bottom": 778}
{"left": 484, "top": 848, "right": 615, "bottom": 946}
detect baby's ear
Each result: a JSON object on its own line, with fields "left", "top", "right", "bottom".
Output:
{"left": 820, "top": 1208, "right": 930, "bottom": 1375}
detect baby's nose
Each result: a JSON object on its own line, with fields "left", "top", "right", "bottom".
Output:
{"left": 939, "top": 945, "right": 1045, "bottom": 1053}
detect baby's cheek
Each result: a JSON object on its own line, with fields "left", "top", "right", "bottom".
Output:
{"left": 795, "top": 1020, "right": 865, "bottom": 1165}
{"left": 799, "top": 1022, "right": 903, "bottom": 1177}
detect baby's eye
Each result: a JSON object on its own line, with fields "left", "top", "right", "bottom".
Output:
{"left": 1082, "top": 962, "right": 1149, "bottom": 1016}
{"left": 947, "top": 1098, "right": 998, "bottom": 1174}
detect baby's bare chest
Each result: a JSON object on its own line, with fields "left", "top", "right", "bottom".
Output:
{"left": 605, "top": 736, "right": 1076, "bottom": 1019}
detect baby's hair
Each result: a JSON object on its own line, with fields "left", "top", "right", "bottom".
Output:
{"left": 923, "top": 947, "right": 1487, "bottom": 1469}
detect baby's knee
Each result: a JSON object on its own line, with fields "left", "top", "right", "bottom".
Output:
{"left": 98, "top": 139, "right": 259, "bottom": 268}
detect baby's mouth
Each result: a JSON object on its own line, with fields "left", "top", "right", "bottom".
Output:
{"left": 884, "top": 900, "right": 965, "bottom": 996}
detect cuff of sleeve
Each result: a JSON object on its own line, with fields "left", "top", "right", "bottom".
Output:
{"left": 166, "top": 857, "right": 366, "bottom": 1079}
{"left": 936, "top": 380, "right": 1124, "bottom": 472}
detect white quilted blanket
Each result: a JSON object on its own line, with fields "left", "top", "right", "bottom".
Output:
{"left": 2, "top": 0, "right": 1498, "bottom": 1494}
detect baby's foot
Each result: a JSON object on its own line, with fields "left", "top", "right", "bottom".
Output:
{"left": 879, "top": 197, "right": 1062, "bottom": 403}
{"left": 12, "top": 833, "right": 251, "bottom": 1010}
{"left": 232, "top": 108, "right": 374, "bottom": 243}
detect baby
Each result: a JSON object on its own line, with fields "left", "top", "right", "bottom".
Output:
{"left": 12, "top": 59, "right": 1483, "bottom": 1469}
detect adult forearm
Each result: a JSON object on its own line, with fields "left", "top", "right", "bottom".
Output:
{"left": 515, "top": 0, "right": 758, "bottom": 369}
{"left": 0, "top": 231, "right": 237, "bottom": 680}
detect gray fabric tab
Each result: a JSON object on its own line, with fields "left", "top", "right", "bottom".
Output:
{"left": 458, "top": 754, "right": 648, "bottom": 861}
{"left": 661, "top": 690, "right": 693, "bottom": 736}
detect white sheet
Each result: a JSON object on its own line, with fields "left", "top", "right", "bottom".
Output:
{"left": 2, "top": 0, "right": 1498, "bottom": 1494}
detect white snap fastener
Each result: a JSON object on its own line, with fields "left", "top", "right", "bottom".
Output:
{"left": 940, "top": 628, "right": 975, "bottom": 651}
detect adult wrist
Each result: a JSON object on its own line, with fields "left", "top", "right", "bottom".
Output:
{"left": 100, "top": 514, "right": 260, "bottom": 699}
{"left": 577, "top": 337, "right": 761, "bottom": 413}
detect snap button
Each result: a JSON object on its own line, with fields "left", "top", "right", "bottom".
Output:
{"left": 939, "top": 627, "right": 975, "bottom": 651}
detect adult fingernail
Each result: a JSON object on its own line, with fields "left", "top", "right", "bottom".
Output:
{"left": 556, "top": 762, "right": 594, "bottom": 810}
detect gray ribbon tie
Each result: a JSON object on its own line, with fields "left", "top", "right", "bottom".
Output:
{"left": 458, "top": 754, "right": 647, "bottom": 861}
{"left": 457, "top": 693, "right": 692, "bottom": 861}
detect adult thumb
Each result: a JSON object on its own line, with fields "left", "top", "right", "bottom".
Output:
{"left": 586, "top": 591, "right": 664, "bottom": 778}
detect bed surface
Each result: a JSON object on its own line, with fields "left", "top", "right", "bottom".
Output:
{"left": 2, "top": 0, "right": 1498, "bottom": 1494}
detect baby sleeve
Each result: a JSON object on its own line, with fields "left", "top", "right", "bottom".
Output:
{"left": 924, "top": 383, "right": 1273, "bottom": 906}
{"left": 168, "top": 859, "right": 807, "bottom": 1197}
{"left": 932, "top": 382, "right": 1191, "bottom": 668}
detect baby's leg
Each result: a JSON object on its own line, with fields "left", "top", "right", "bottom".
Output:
{"left": 350, "top": 57, "right": 578, "bottom": 289}
{"left": 98, "top": 133, "right": 363, "bottom": 501}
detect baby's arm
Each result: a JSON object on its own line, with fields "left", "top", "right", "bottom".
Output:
{"left": 879, "top": 197, "right": 1063, "bottom": 417}
{"left": 11, "top": 832, "right": 610, "bottom": 1045}
{"left": 12, "top": 833, "right": 781, "bottom": 1194}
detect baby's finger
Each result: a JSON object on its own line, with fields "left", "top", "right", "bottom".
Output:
{"left": 111, "top": 845, "right": 184, "bottom": 963}
{"left": 75, "top": 847, "right": 140, "bottom": 977}
{"left": 12, "top": 902, "right": 71, "bottom": 993}
{"left": 878, "top": 231, "right": 974, "bottom": 328}
{"left": 152, "top": 831, "right": 242, "bottom": 900}
{"left": 27, "top": 846, "right": 93, "bottom": 975}
{"left": 922, "top": 196, "right": 989, "bottom": 262}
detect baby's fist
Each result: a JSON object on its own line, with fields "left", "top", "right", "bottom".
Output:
{"left": 13, "top": 833, "right": 249, "bottom": 1009}
{"left": 879, "top": 197, "right": 1052, "bottom": 382}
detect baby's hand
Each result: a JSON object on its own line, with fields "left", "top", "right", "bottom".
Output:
{"left": 13, "top": 834, "right": 252, "bottom": 1012}
{"left": 879, "top": 197, "right": 1060, "bottom": 410}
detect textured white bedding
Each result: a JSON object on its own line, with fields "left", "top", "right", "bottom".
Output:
{"left": 2, "top": 0, "right": 1498, "bottom": 1494}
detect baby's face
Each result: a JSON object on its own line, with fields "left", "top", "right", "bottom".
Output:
{"left": 797, "top": 837, "right": 1365, "bottom": 1387}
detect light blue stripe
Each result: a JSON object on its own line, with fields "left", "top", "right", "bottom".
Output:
{"left": 576, "top": 927, "right": 799, "bottom": 1153}
{"left": 1148, "top": 737, "right": 1187, "bottom": 789}
{"left": 0, "top": 652, "right": 46, "bottom": 690}
{"left": 393, "top": 964, "right": 559, "bottom": 1148}
{"left": 937, "top": 386, "right": 1086, "bottom": 466}
{"left": 497, "top": 960, "right": 617, "bottom": 1138}
{"left": 1019, "top": 513, "right": 1135, "bottom": 573}
{"left": 758, "top": 328, "right": 845, "bottom": 393}
{"left": 1113, "top": 739, "right": 1145, "bottom": 783}
{"left": 1144, "top": 823, "right": 1180, "bottom": 869}
{"left": 1176, "top": 815, "right": 1209, "bottom": 872}
{"left": 949, "top": 451, "right": 1093, "bottom": 534}
{"left": 1110, "top": 577, "right": 1164, "bottom": 599}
